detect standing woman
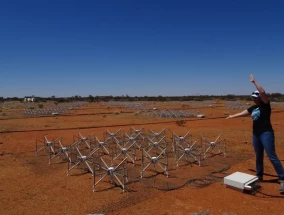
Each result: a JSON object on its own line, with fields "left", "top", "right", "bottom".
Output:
{"left": 227, "top": 74, "right": 284, "bottom": 191}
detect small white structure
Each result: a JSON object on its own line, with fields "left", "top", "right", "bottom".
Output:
{"left": 197, "top": 114, "right": 205, "bottom": 118}
{"left": 24, "top": 96, "right": 35, "bottom": 102}
{"left": 224, "top": 172, "right": 259, "bottom": 192}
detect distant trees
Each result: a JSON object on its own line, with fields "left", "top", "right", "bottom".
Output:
{"left": 0, "top": 93, "right": 283, "bottom": 102}
{"left": 4, "top": 97, "right": 21, "bottom": 101}
{"left": 88, "top": 95, "right": 95, "bottom": 102}
{"left": 267, "top": 93, "right": 284, "bottom": 102}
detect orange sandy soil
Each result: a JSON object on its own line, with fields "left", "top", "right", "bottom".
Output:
{"left": 1, "top": 101, "right": 284, "bottom": 215}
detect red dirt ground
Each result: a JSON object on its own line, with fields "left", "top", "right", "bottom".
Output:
{"left": 1, "top": 101, "right": 284, "bottom": 215}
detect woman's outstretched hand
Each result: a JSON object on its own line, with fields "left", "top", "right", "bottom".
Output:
{"left": 249, "top": 74, "right": 255, "bottom": 83}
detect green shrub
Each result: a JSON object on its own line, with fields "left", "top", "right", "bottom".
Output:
{"left": 176, "top": 119, "right": 186, "bottom": 126}
{"left": 192, "top": 209, "right": 210, "bottom": 215}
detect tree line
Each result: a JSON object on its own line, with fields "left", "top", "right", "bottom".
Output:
{"left": 1, "top": 93, "right": 284, "bottom": 103}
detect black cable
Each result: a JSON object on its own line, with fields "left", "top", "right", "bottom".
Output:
{"left": 251, "top": 189, "right": 284, "bottom": 199}
{"left": 139, "top": 161, "right": 232, "bottom": 191}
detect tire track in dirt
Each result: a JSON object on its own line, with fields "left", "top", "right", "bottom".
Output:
{"left": 1, "top": 110, "right": 284, "bottom": 134}
{"left": 0, "top": 116, "right": 226, "bottom": 134}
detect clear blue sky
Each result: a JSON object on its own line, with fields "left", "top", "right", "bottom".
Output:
{"left": 1, "top": 0, "right": 283, "bottom": 97}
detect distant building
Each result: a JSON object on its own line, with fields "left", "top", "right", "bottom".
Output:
{"left": 24, "top": 96, "right": 35, "bottom": 102}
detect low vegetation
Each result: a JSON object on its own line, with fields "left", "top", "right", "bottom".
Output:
{"left": 1, "top": 93, "right": 284, "bottom": 103}
{"left": 176, "top": 119, "right": 186, "bottom": 126}
{"left": 192, "top": 210, "right": 238, "bottom": 215}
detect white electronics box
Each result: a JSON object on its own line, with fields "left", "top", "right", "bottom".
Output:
{"left": 224, "top": 172, "right": 259, "bottom": 192}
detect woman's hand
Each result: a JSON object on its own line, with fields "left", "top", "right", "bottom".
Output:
{"left": 249, "top": 74, "right": 255, "bottom": 83}
{"left": 226, "top": 115, "right": 233, "bottom": 119}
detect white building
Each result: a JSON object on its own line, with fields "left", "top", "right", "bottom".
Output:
{"left": 24, "top": 96, "right": 35, "bottom": 102}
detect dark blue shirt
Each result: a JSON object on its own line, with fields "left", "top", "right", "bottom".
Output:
{"left": 247, "top": 101, "right": 273, "bottom": 135}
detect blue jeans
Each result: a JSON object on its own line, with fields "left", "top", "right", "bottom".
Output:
{"left": 253, "top": 131, "right": 284, "bottom": 181}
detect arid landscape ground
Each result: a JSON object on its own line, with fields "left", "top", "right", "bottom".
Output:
{"left": 1, "top": 100, "right": 284, "bottom": 215}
